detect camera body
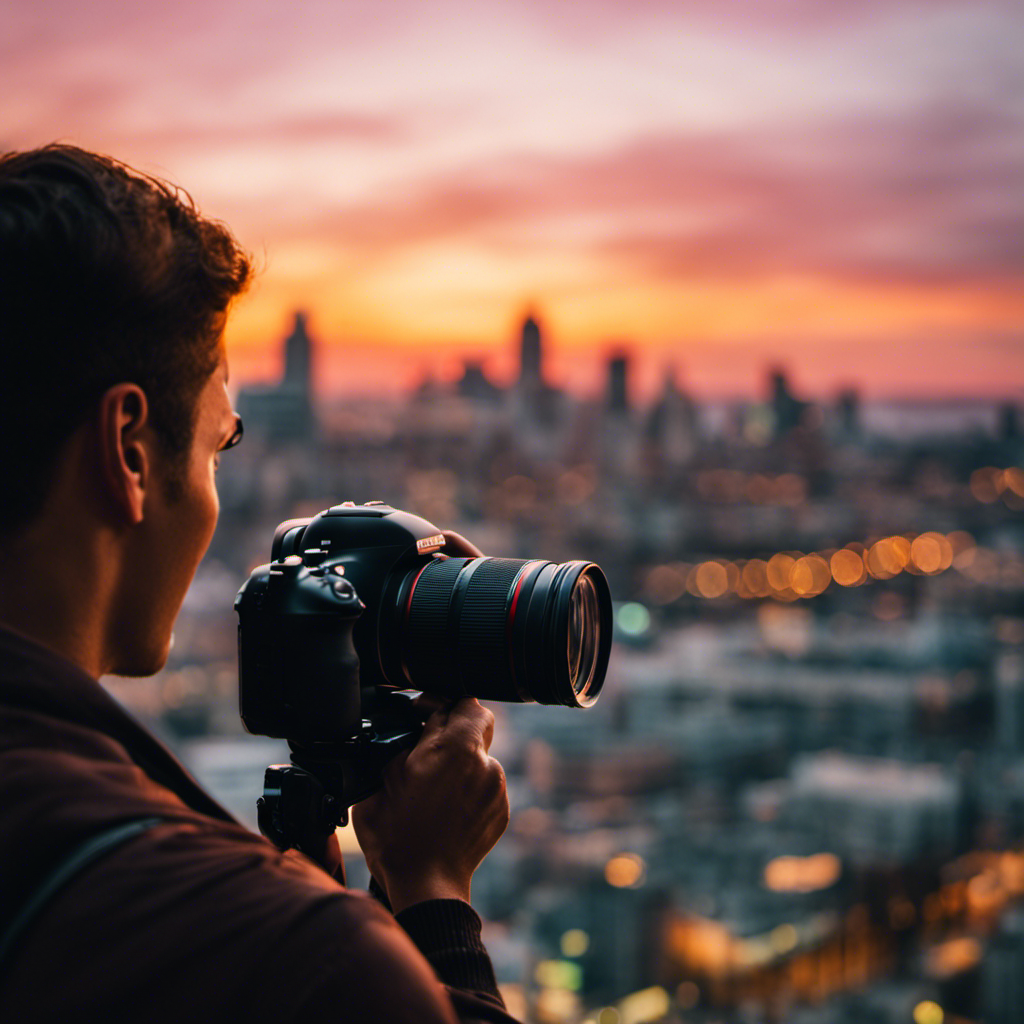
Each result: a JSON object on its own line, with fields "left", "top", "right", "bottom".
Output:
{"left": 236, "top": 501, "right": 446, "bottom": 744}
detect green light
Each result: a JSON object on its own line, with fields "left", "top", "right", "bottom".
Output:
{"left": 534, "top": 959, "right": 583, "bottom": 991}
{"left": 617, "top": 602, "right": 650, "bottom": 636}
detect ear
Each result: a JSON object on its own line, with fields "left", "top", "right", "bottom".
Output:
{"left": 96, "top": 383, "right": 152, "bottom": 526}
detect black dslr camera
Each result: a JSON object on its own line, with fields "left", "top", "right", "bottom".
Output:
{"left": 236, "top": 501, "right": 612, "bottom": 858}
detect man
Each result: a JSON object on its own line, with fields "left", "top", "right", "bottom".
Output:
{"left": 0, "top": 145, "right": 517, "bottom": 1022}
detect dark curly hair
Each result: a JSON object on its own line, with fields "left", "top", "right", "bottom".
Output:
{"left": 0, "top": 144, "right": 252, "bottom": 532}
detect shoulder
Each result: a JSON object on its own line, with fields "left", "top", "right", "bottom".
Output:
{"left": 6, "top": 818, "right": 459, "bottom": 1023}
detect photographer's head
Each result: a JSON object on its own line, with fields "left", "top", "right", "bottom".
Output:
{"left": 0, "top": 144, "right": 252, "bottom": 527}
{"left": 0, "top": 144, "right": 251, "bottom": 677}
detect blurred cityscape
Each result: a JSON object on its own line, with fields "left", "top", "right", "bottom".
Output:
{"left": 105, "top": 312, "right": 1024, "bottom": 1024}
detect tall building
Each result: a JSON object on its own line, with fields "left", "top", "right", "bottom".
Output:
{"left": 645, "top": 366, "right": 698, "bottom": 468}
{"left": 513, "top": 311, "right": 563, "bottom": 431}
{"left": 768, "top": 367, "right": 809, "bottom": 438}
{"left": 835, "top": 387, "right": 861, "bottom": 441}
{"left": 606, "top": 351, "right": 630, "bottom": 415}
{"left": 283, "top": 311, "right": 312, "bottom": 392}
{"left": 236, "top": 311, "right": 317, "bottom": 441}
{"left": 519, "top": 313, "right": 543, "bottom": 389}
{"left": 456, "top": 360, "right": 502, "bottom": 403}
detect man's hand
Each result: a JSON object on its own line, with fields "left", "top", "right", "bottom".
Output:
{"left": 352, "top": 698, "right": 509, "bottom": 914}
{"left": 440, "top": 529, "right": 485, "bottom": 559}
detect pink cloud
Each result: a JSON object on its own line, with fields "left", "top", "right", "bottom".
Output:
{"left": 266, "top": 97, "right": 1024, "bottom": 291}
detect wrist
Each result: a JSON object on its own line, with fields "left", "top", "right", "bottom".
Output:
{"left": 382, "top": 869, "right": 472, "bottom": 914}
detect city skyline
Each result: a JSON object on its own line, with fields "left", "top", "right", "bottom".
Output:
{"left": 233, "top": 307, "right": 1023, "bottom": 405}
{"left": 3, "top": 0, "right": 1023, "bottom": 398}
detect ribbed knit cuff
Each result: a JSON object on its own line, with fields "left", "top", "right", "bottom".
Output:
{"left": 394, "top": 899, "right": 503, "bottom": 1000}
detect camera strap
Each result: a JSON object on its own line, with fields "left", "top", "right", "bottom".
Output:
{"left": 0, "top": 815, "right": 167, "bottom": 975}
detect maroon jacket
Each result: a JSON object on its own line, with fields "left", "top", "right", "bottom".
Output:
{"left": 0, "top": 626, "right": 520, "bottom": 1022}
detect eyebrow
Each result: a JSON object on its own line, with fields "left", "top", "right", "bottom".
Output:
{"left": 220, "top": 415, "right": 243, "bottom": 451}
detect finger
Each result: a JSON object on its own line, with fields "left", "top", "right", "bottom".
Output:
{"left": 421, "top": 696, "right": 494, "bottom": 752}
{"left": 441, "top": 529, "right": 485, "bottom": 559}
{"left": 479, "top": 706, "right": 495, "bottom": 752}
{"left": 411, "top": 692, "right": 450, "bottom": 719}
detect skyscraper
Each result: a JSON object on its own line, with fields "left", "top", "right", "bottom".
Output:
{"left": 606, "top": 351, "right": 630, "bottom": 415}
{"left": 519, "top": 313, "right": 543, "bottom": 389}
{"left": 283, "top": 310, "right": 312, "bottom": 394}
{"left": 236, "top": 311, "right": 316, "bottom": 440}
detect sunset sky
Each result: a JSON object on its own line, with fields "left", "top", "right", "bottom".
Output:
{"left": 3, "top": 0, "right": 1022, "bottom": 399}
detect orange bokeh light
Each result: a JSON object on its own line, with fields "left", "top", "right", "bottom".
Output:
{"left": 831, "top": 548, "right": 867, "bottom": 587}
{"left": 694, "top": 561, "right": 730, "bottom": 599}
{"left": 766, "top": 553, "right": 797, "bottom": 593}
{"left": 790, "top": 554, "right": 831, "bottom": 597}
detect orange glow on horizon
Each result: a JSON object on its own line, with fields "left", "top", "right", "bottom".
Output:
{"left": 223, "top": 262, "right": 1024, "bottom": 399}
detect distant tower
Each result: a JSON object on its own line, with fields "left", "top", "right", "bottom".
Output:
{"left": 836, "top": 387, "right": 861, "bottom": 439}
{"left": 998, "top": 401, "right": 1021, "bottom": 442}
{"left": 235, "top": 311, "right": 316, "bottom": 441}
{"left": 607, "top": 351, "right": 630, "bottom": 415}
{"left": 519, "top": 313, "right": 543, "bottom": 389}
{"left": 768, "top": 367, "right": 805, "bottom": 437}
{"left": 284, "top": 311, "right": 312, "bottom": 395}
{"left": 456, "top": 359, "right": 502, "bottom": 403}
{"left": 646, "top": 365, "right": 698, "bottom": 466}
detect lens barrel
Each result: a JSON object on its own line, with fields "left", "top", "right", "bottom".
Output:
{"left": 385, "top": 556, "right": 611, "bottom": 707}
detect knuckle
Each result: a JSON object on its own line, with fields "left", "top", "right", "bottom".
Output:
{"left": 484, "top": 755, "right": 507, "bottom": 790}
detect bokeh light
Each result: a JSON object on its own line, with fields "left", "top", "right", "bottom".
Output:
{"left": 766, "top": 553, "right": 797, "bottom": 593}
{"left": 764, "top": 853, "right": 842, "bottom": 893}
{"left": 676, "top": 981, "right": 699, "bottom": 1010}
{"left": 742, "top": 559, "right": 771, "bottom": 598}
{"left": 605, "top": 853, "right": 647, "bottom": 888}
{"left": 831, "top": 548, "right": 867, "bottom": 587}
{"left": 560, "top": 929, "right": 590, "bottom": 958}
{"left": 911, "top": 533, "right": 953, "bottom": 574}
{"left": 913, "top": 1000, "right": 944, "bottom": 1024}
{"left": 694, "top": 560, "right": 730, "bottom": 599}
{"left": 970, "top": 467, "right": 1004, "bottom": 503}
{"left": 790, "top": 554, "right": 831, "bottom": 597}
{"left": 643, "top": 564, "right": 688, "bottom": 605}
{"left": 616, "top": 603, "right": 651, "bottom": 637}
{"left": 1005, "top": 468, "right": 1024, "bottom": 498}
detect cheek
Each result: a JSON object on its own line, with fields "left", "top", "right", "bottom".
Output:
{"left": 198, "top": 476, "right": 220, "bottom": 549}
{"left": 182, "top": 465, "right": 220, "bottom": 564}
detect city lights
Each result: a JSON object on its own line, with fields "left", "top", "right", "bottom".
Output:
{"left": 969, "top": 466, "right": 1024, "bottom": 508}
{"left": 535, "top": 959, "right": 583, "bottom": 992}
{"left": 637, "top": 527, "right": 1015, "bottom": 606}
{"left": 615, "top": 603, "right": 651, "bottom": 637}
{"left": 616, "top": 986, "right": 670, "bottom": 1024}
{"left": 561, "top": 929, "right": 590, "bottom": 958}
{"left": 912, "top": 1000, "right": 944, "bottom": 1024}
{"left": 790, "top": 554, "right": 830, "bottom": 597}
{"left": 910, "top": 533, "right": 954, "bottom": 574}
{"left": 830, "top": 548, "right": 867, "bottom": 587}
{"left": 764, "top": 853, "right": 842, "bottom": 894}
{"left": 769, "top": 923, "right": 799, "bottom": 955}
{"left": 604, "top": 853, "right": 647, "bottom": 888}
{"left": 692, "top": 560, "right": 729, "bottom": 599}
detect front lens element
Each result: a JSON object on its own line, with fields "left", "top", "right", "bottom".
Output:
{"left": 391, "top": 556, "right": 611, "bottom": 707}
{"left": 568, "top": 574, "right": 601, "bottom": 696}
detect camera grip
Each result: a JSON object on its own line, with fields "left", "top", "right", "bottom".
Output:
{"left": 237, "top": 558, "right": 365, "bottom": 742}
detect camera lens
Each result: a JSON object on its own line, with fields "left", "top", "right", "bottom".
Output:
{"left": 568, "top": 573, "right": 601, "bottom": 696}
{"left": 384, "top": 557, "right": 611, "bottom": 707}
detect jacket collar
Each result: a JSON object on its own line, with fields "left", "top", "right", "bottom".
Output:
{"left": 0, "top": 622, "right": 238, "bottom": 823}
